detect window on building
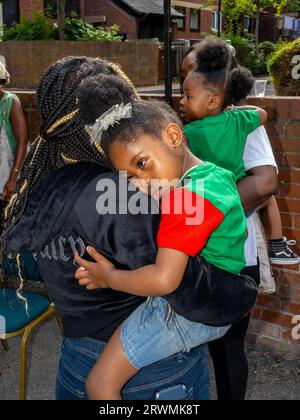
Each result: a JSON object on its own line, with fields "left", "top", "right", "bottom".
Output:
{"left": 2, "top": 0, "right": 19, "bottom": 25}
{"left": 244, "top": 16, "right": 250, "bottom": 33}
{"left": 174, "top": 7, "right": 186, "bottom": 31}
{"left": 44, "top": 0, "right": 79, "bottom": 17}
{"left": 212, "top": 11, "right": 222, "bottom": 33}
{"left": 190, "top": 8, "right": 200, "bottom": 32}
{"left": 0, "top": 2, "right": 3, "bottom": 27}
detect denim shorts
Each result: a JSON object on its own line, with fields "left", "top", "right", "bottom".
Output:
{"left": 56, "top": 336, "right": 211, "bottom": 400}
{"left": 120, "top": 297, "right": 230, "bottom": 369}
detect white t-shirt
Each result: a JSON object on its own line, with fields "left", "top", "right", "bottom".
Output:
{"left": 243, "top": 126, "right": 278, "bottom": 267}
{"left": 244, "top": 126, "right": 278, "bottom": 173}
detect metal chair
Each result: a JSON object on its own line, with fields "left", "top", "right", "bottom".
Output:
{"left": 0, "top": 288, "right": 63, "bottom": 400}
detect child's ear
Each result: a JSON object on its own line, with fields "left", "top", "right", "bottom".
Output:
{"left": 208, "top": 95, "right": 221, "bottom": 111}
{"left": 164, "top": 123, "right": 183, "bottom": 148}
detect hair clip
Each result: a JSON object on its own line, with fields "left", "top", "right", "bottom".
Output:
{"left": 89, "top": 102, "right": 132, "bottom": 145}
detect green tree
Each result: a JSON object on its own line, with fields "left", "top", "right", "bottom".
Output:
{"left": 222, "top": 0, "right": 300, "bottom": 53}
{"left": 57, "top": 0, "right": 67, "bottom": 40}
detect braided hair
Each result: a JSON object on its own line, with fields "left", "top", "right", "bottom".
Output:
{"left": 4, "top": 56, "right": 138, "bottom": 230}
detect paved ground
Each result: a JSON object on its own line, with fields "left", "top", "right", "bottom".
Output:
{"left": 1, "top": 318, "right": 299, "bottom": 400}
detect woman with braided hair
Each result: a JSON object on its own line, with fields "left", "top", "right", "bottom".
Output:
{"left": 3, "top": 57, "right": 135, "bottom": 231}
{"left": 1, "top": 56, "right": 210, "bottom": 400}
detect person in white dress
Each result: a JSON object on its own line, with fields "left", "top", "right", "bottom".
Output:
{"left": 0, "top": 62, "right": 28, "bottom": 233}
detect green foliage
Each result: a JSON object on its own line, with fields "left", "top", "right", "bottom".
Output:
{"left": 223, "top": 0, "right": 300, "bottom": 35}
{"left": 259, "top": 41, "right": 278, "bottom": 60}
{"left": 268, "top": 38, "right": 300, "bottom": 96}
{"left": 1, "top": 10, "right": 121, "bottom": 42}
{"left": 258, "top": 41, "right": 279, "bottom": 73}
{"left": 223, "top": 0, "right": 300, "bottom": 21}
{"left": 2, "top": 11, "right": 56, "bottom": 41}
{"left": 226, "top": 34, "right": 254, "bottom": 67}
{"left": 64, "top": 13, "right": 121, "bottom": 41}
{"left": 223, "top": 0, "right": 255, "bottom": 33}
{"left": 224, "top": 34, "right": 278, "bottom": 75}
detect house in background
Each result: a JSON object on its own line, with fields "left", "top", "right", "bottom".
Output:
{"left": 1, "top": 0, "right": 79, "bottom": 26}
{"left": 81, "top": 0, "right": 219, "bottom": 41}
{"left": 1, "top": 0, "right": 20, "bottom": 26}
{"left": 171, "top": 0, "right": 220, "bottom": 42}
{"left": 6, "top": 1, "right": 298, "bottom": 43}
{"left": 257, "top": 7, "right": 300, "bottom": 42}
{"left": 80, "top": 0, "right": 182, "bottom": 41}
{"left": 5, "top": 1, "right": 219, "bottom": 42}
{"left": 45, "top": 0, "right": 80, "bottom": 18}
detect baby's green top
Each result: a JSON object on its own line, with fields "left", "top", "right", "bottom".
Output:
{"left": 184, "top": 109, "right": 261, "bottom": 182}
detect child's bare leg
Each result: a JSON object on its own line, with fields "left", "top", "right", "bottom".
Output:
{"left": 260, "top": 196, "right": 282, "bottom": 240}
{"left": 86, "top": 325, "right": 139, "bottom": 400}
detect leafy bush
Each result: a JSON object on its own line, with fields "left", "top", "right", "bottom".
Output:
{"left": 1, "top": 11, "right": 121, "bottom": 42}
{"left": 2, "top": 11, "right": 55, "bottom": 41}
{"left": 227, "top": 34, "right": 255, "bottom": 68}
{"left": 64, "top": 13, "right": 121, "bottom": 41}
{"left": 259, "top": 41, "right": 277, "bottom": 60}
{"left": 251, "top": 53, "right": 268, "bottom": 75}
{"left": 268, "top": 38, "right": 300, "bottom": 96}
{"left": 224, "top": 34, "right": 272, "bottom": 75}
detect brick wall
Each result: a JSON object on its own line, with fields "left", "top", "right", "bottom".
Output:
{"left": 82, "top": 0, "right": 138, "bottom": 40}
{"left": 10, "top": 92, "right": 300, "bottom": 354}
{"left": 19, "top": 0, "right": 43, "bottom": 19}
{"left": 247, "top": 97, "right": 300, "bottom": 353}
{"left": 200, "top": 9, "right": 213, "bottom": 35}
{"left": 13, "top": 91, "right": 40, "bottom": 143}
{"left": 0, "top": 41, "right": 159, "bottom": 88}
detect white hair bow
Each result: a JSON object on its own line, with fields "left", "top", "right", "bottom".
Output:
{"left": 89, "top": 102, "right": 132, "bottom": 145}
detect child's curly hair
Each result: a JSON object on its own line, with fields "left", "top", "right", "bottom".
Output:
{"left": 77, "top": 74, "right": 182, "bottom": 165}
{"left": 193, "top": 37, "right": 254, "bottom": 107}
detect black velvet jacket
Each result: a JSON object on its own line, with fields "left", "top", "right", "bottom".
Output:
{"left": 2, "top": 163, "right": 161, "bottom": 340}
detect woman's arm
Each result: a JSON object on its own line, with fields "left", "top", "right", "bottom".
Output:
{"left": 3, "top": 98, "right": 28, "bottom": 198}
{"left": 237, "top": 165, "right": 278, "bottom": 212}
{"left": 75, "top": 246, "right": 189, "bottom": 297}
{"left": 240, "top": 126, "right": 279, "bottom": 212}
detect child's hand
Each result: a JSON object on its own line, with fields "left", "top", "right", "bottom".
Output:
{"left": 74, "top": 246, "right": 115, "bottom": 290}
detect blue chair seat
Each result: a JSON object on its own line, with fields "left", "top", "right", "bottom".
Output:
{"left": 2, "top": 252, "right": 43, "bottom": 282}
{"left": 0, "top": 289, "right": 50, "bottom": 334}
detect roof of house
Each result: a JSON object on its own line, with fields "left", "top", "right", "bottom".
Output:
{"left": 118, "top": 0, "right": 182, "bottom": 17}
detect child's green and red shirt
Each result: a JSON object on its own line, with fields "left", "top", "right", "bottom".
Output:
{"left": 157, "top": 162, "right": 246, "bottom": 275}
